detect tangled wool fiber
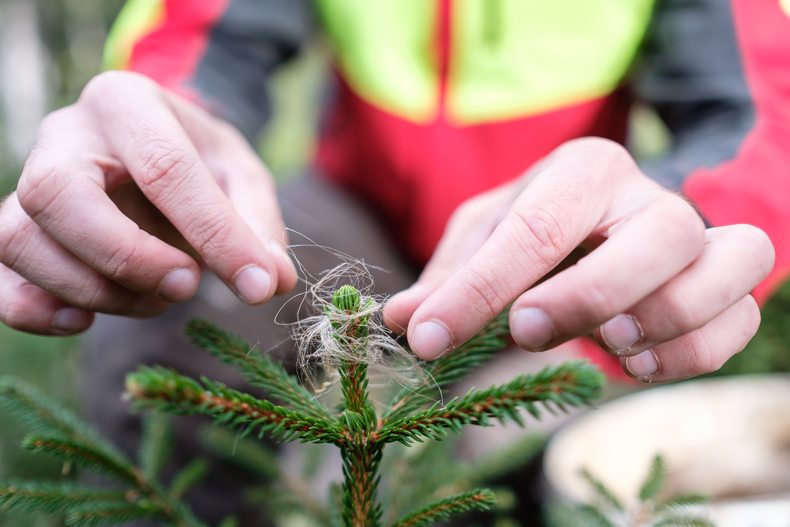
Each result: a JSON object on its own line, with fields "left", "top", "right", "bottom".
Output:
{"left": 289, "top": 262, "right": 426, "bottom": 393}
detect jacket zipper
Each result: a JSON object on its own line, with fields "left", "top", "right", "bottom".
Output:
{"left": 437, "top": 0, "right": 451, "bottom": 118}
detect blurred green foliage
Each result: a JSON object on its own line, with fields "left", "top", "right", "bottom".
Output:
{"left": 715, "top": 280, "right": 790, "bottom": 376}
{"left": 0, "top": 326, "right": 83, "bottom": 527}
{"left": 1, "top": 0, "right": 123, "bottom": 185}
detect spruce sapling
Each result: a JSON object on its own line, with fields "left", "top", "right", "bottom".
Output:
{"left": 2, "top": 280, "right": 605, "bottom": 527}
{"left": 544, "top": 454, "right": 714, "bottom": 527}
{"left": 126, "top": 284, "right": 604, "bottom": 527}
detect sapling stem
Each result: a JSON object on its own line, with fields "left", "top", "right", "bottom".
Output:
{"left": 331, "top": 285, "right": 383, "bottom": 527}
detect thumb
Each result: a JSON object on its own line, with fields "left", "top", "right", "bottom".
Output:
{"left": 384, "top": 183, "right": 517, "bottom": 333}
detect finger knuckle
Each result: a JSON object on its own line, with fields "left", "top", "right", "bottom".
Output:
{"left": 507, "top": 205, "right": 569, "bottom": 268}
{"left": 81, "top": 70, "right": 123, "bottom": 97}
{"left": 99, "top": 239, "right": 146, "bottom": 283}
{"left": 1, "top": 298, "right": 27, "bottom": 329}
{"left": 566, "top": 136, "right": 627, "bottom": 156}
{"left": 36, "top": 107, "right": 72, "bottom": 135}
{"left": 649, "top": 195, "right": 706, "bottom": 263}
{"left": 0, "top": 197, "right": 18, "bottom": 258}
{"left": 672, "top": 200, "right": 706, "bottom": 250}
{"left": 0, "top": 285, "right": 36, "bottom": 330}
{"left": 135, "top": 142, "right": 198, "bottom": 195}
{"left": 560, "top": 137, "right": 634, "bottom": 172}
{"left": 185, "top": 210, "right": 237, "bottom": 256}
{"left": 17, "top": 154, "right": 50, "bottom": 202}
{"left": 664, "top": 196, "right": 705, "bottom": 250}
{"left": 0, "top": 216, "right": 38, "bottom": 271}
{"left": 686, "top": 334, "right": 722, "bottom": 376}
{"left": 80, "top": 70, "right": 153, "bottom": 106}
{"left": 16, "top": 158, "right": 67, "bottom": 220}
{"left": 462, "top": 267, "right": 512, "bottom": 320}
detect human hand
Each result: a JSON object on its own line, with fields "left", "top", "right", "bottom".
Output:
{"left": 0, "top": 71, "right": 297, "bottom": 336}
{"left": 384, "top": 138, "right": 774, "bottom": 382}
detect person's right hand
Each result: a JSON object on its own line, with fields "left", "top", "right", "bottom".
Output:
{"left": 0, "top": 71, "right": 297, "bottom": 336}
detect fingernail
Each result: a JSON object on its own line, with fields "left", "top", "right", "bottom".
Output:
{"left": 511, "top": 307, "right": 555, "bottom": 351}
{"left": 234, "top": 266, "right": 271, "bottom": 304}
{"left": 624, "top": 350, "right": 659, "bottom": 380}
{"left": 158, "top": 268, "right": 198, "bottom": 302}
{"left": 411, "top": 320, "right": 452, "bottom": 360}
{"left": 52, "top": 308, "right": 88, "bottom": 332}
{"left": 600, "top": 314, "right": 643, "bottom": 354}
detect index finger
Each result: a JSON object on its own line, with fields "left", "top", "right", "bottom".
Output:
{"left": 92, "top": 74, "right": 282, "bottom": 304}
{"left": 406, "top": 139, "right": 633, "bottom": 359}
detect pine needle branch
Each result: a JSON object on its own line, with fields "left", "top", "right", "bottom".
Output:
{"left": 185, "top": 319, "right": 333, "bottom": 421}
{"left": 0, "top": 482, "right": 127, "bottom": 516}
{"left": 655, "top": 494, "right": 710, "bottom": 513}
{"left": 139, "top": 411, "right": 173, "bottom": 481}
{"left": 22, "top": 436, "right": 140, "bottom": 487}
{"left": 560, "top": 455, "right": 713, "bottom": 527}
{"left": 340, "top": 443, "right": 383, "bottom": 527}
{"left": 65, "top": 501, "right": 166, "bottom": 527}
{"left": 169, "top": 458, "right": 210, "bottom": 500}
{"left": 339, "top": 361, "right": 374, "bottom": 425}
{"left": 639, "top": 454, "right": 666, "bottom": 502}
{"left": 565, "top": 504, "right": 617, "bottom": 527}
{"left": 389, "top": 489, "right": 495, "bottom": 527}
{"left": 579, "top": 468, "right": 624, "bottom": 512}
{"left": 3, "top": 282, "right": 612, "bottom": 527}
{"left": 2, "top": 377, "right": 208, "bottom": 527}
{"left": 125, "top": 366, "right": 345, "bottom": 445}
{"left": 543, "top": 502, "right": 615, "bottom": 527}
{"left": 0, "top": 377, "right": 131, "bottom": 468}
{"left": 377, "top": 361, "right": 604, "bottom": 445}
{"left": 426, "top": 309, "right": 511, "bottom": 387}
{"left": 382, "top": 310, "right": 510, "bottom": 425}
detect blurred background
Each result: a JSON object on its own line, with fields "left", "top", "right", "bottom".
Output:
{"left": 1, "top": 0, "right": 789, "bottom": 525}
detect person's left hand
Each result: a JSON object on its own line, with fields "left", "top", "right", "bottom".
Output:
{"left": 383, "top": 138, "right": 774, "bottom": 383}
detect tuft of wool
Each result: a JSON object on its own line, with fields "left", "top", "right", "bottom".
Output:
{"left": 288, "top": 262, "right": 426, "bottom": 395}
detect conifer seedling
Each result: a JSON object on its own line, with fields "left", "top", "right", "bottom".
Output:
{"left": 1, "top": 282, "right": 605, "bottom": 527}
{"left": 544, "top": 455, "right": 714, "bottom": 527}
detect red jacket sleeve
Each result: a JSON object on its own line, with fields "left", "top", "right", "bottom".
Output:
{"left": 683, "top": 0, "right": 790, "bottom": 304}
{"left": 118, "top": 0, "right": 312, "bottom": 142}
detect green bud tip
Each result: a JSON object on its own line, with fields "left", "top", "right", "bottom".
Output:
{"left": 333, "top": 285, "right": 361, "bottom": 312}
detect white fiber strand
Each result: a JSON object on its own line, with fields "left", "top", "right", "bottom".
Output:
{"left": 289, "top": 262, "right": 426, "bottom": 392}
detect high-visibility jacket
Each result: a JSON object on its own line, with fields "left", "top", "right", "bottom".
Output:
{"left": 106, "top": 0, "right": 790, "bottom": 304}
